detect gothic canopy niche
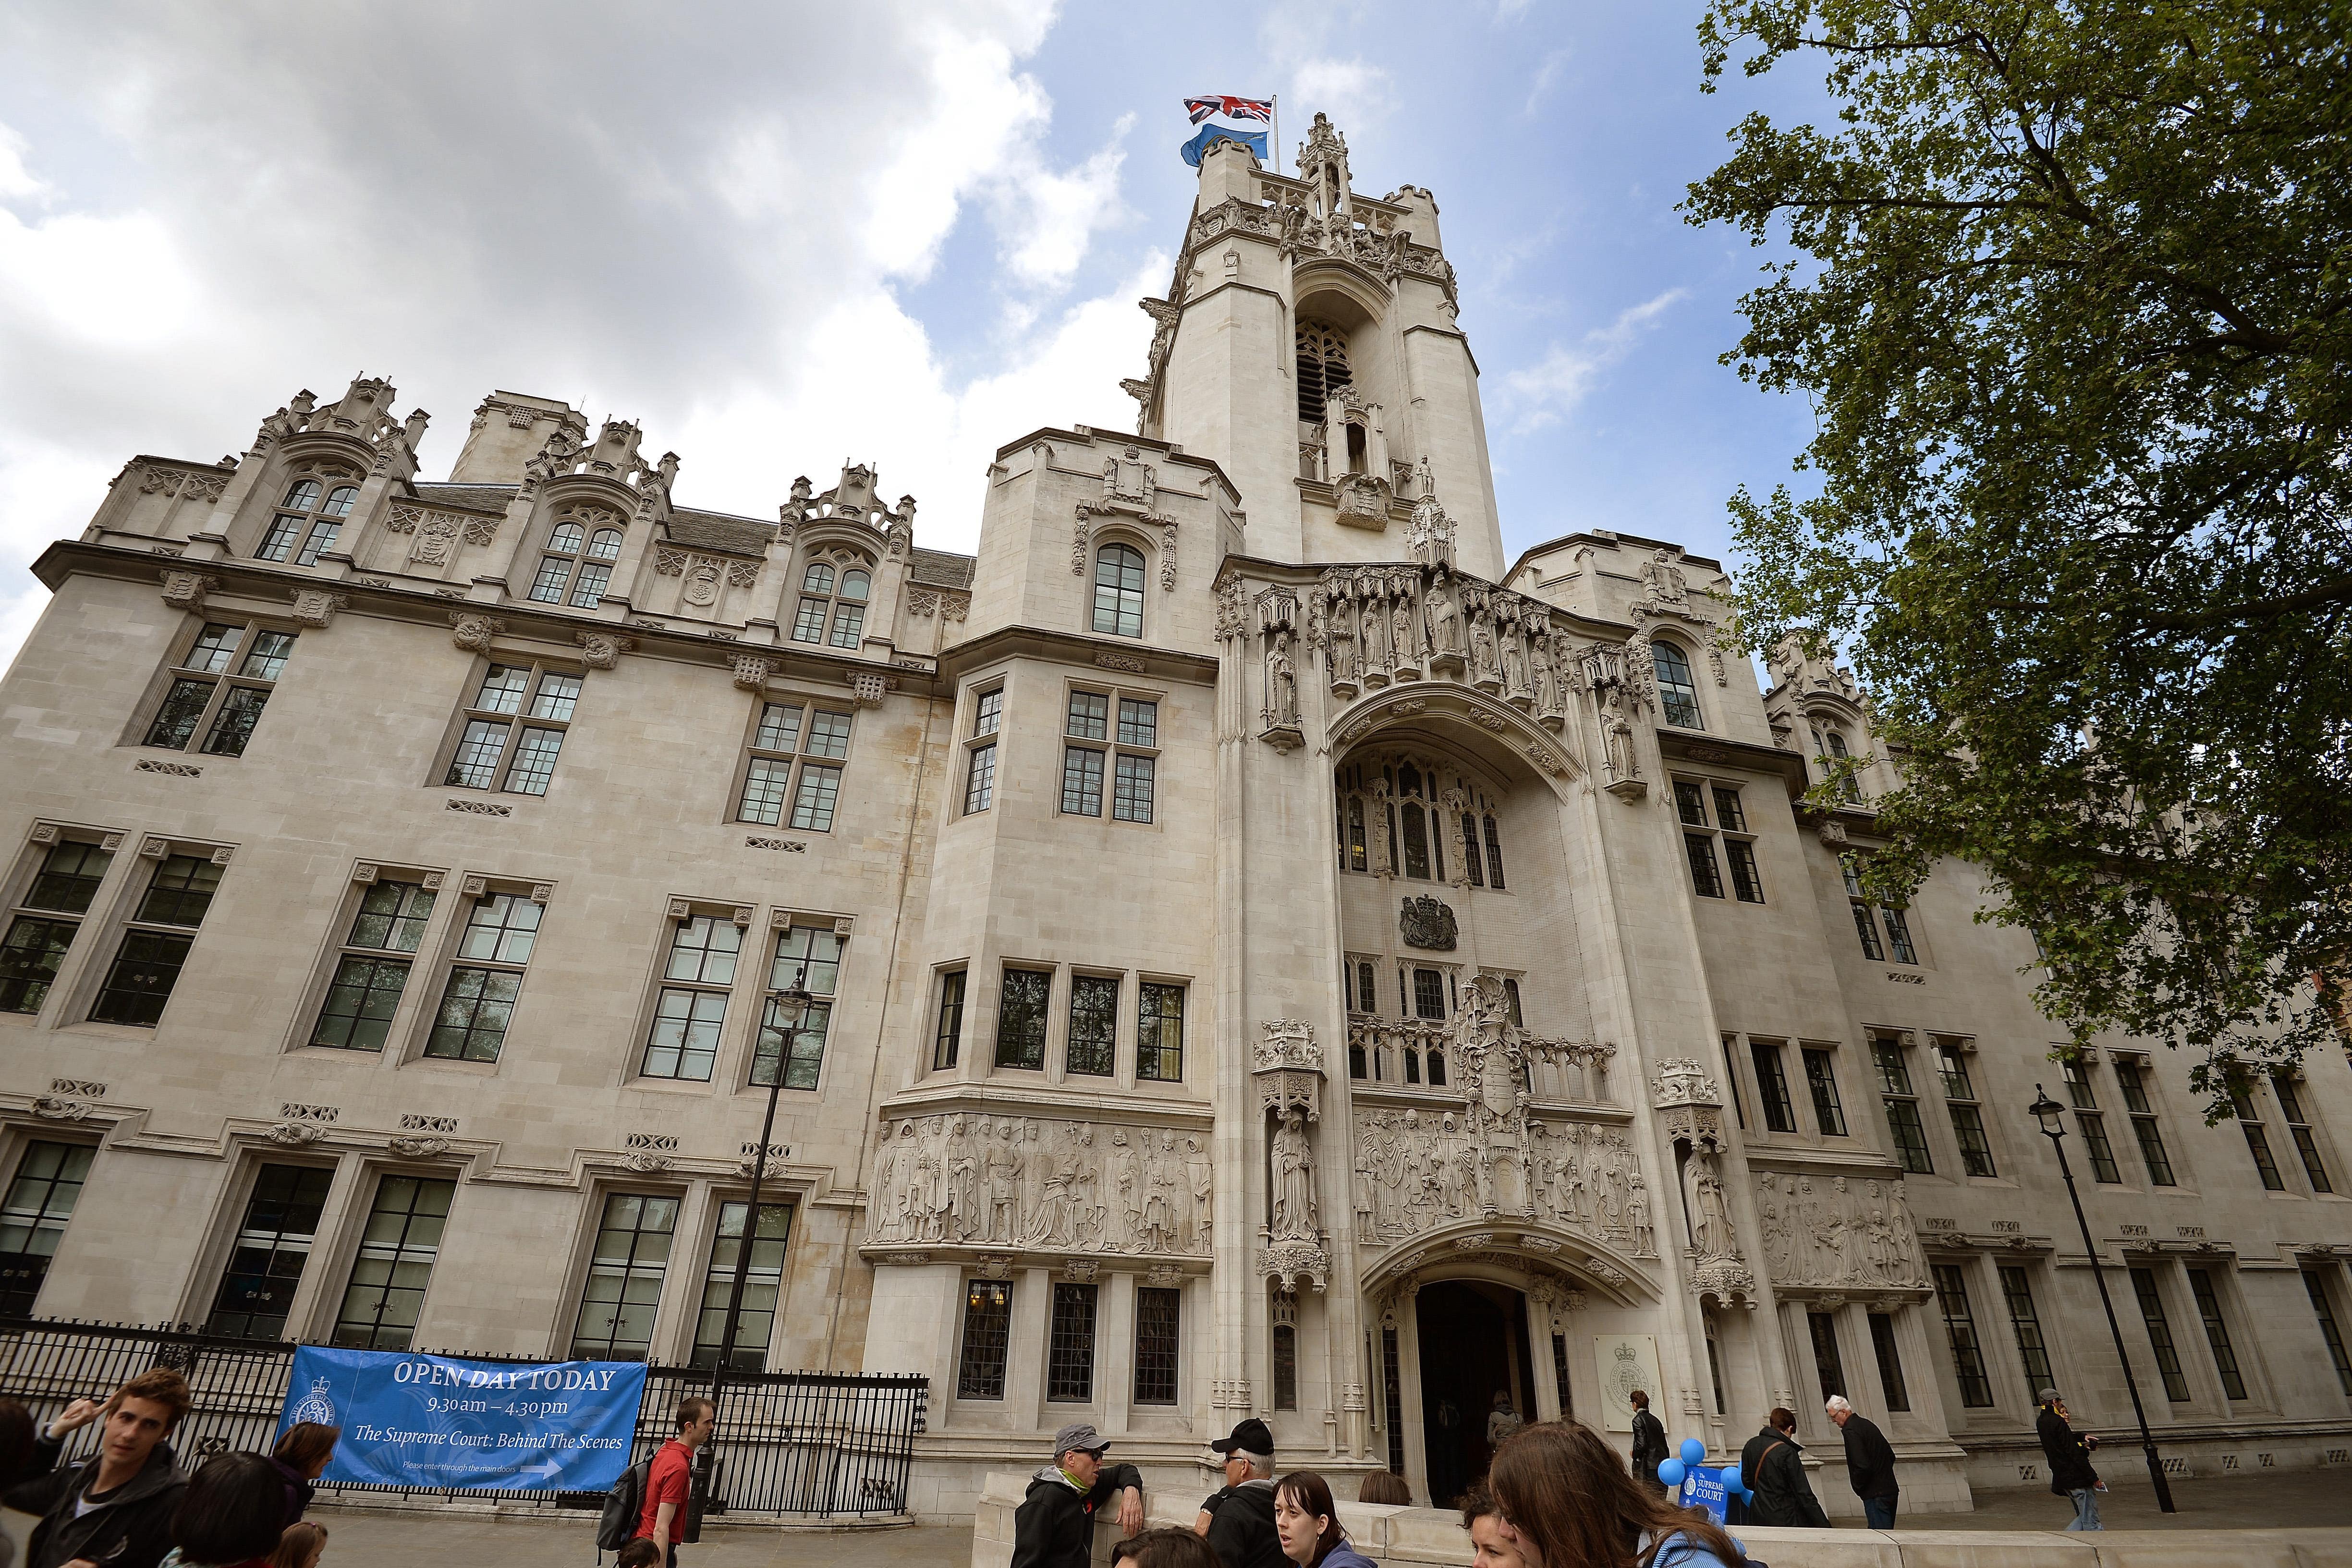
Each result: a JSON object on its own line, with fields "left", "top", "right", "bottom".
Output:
{"left": 1257, "top": 1020, "right": 1331, "bottom": 1293}
{"left": 1649, "top": 1057, "right": 1757, "bottom": 1308}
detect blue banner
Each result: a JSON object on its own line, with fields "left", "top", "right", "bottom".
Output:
{"left": 277, "top": 1347, "right": 646, "bottom": 1492}
{"left": 1182, "top": 122, "right": 1268, "bottom": 168}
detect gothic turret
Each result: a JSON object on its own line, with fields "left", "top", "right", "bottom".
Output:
{"left": 1132, "top": 113, "right": 1502, "bottom": 579}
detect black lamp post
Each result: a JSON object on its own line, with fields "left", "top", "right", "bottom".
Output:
{"left": 2028, "top": 1083, "right": 2176, "bottom": 1513}
{"left": 685, "top": 983, "right": 812, "bottom": 1542}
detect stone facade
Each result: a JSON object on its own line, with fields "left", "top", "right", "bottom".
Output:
{"left": 5, "top": 115, "right": 2352, "bottom": 1523}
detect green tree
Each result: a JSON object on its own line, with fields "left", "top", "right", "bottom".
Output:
{"left": 1684, "top": 0, "right": 2352, "bottom": 1113}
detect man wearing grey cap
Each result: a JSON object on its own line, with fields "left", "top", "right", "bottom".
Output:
{"left": 1202, "top": 1418, "right": 1286, "bottom": 1568}
{"left": 1011, "top": 1422, "right": 1145, "bottom": 1568}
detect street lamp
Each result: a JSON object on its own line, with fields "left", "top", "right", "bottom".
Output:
{"left": 686, "top": 982, "right": 814, "bottom": 1540}
{"left": 2028, "top": 1083, "right": 2176, "bottom": 1513}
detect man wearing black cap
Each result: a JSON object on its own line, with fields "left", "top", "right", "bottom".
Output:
{"left": 1202, "top": 1418, "right": 1286, "bottom": 1568}
{"left": 1011, "top": 1423, "right": 1144, "bottom": 1568}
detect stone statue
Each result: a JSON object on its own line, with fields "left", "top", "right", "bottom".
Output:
{"left": 1328, "top": 598, "right": 1358, "bottom": 686}
{"left": 1601, "top": 685, "right": 1639, "bottom": 783}
{"left": 1686, "top": 1151, "right": 1735, "bottom": 1261}
{"left": 985, "top": 1125, "right": 1021, "bottom": 1242}
{"left": 1267, "top": 631, "right": 1299, "bottom": 726}
{"left": 1757, "top": 1172, "right": 1791, "bottom": 1280}
{"left": 1431, "top": 572, "right": 1461, "bottom": 656}
{"left": 1362, "top": 585, "right": 1391, "bottom": 673}
{"left": 1187, "top": 1135, "right": 1214, "bottom": 1248}
{"left": 1641, "top": 548, "right": 1690, "bottom": 608}
{"left": 1271, "top": 1109, "right": 1320, "bottom": 1240}
{"left": 1626, "top": 1173, "right": 1655, "bottom": 1257}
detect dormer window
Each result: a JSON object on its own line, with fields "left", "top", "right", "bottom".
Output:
{"left": 256, "top": 478, "right": 358, "bottom": 567}
{"left": 527, "top": 522, "right": 624, "bottom": 608}
{"left": 1653, "top": 640, "right": 1703, "bottom": 729}
{"left": 1816, "top": 727, "right": 1863, "bottom": 802}
{"left": 792, "top": 560, "right": 871, "bottom": 649}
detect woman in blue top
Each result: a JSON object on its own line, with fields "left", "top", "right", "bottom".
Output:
{"left": 1476, "top": 1422, "right": 1750, "bottom": 1568}
{"left": 1273, "top": 1471, "right": 1379, "bottom": 1568}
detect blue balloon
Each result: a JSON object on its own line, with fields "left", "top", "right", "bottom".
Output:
{"left": 1658, "top": 1459, "right": 1686, "bottom": 1486}
{"left": 1720, "top": 1467, "right": 1744, "bottom": 1490}
{"left": 1680, "top": 1438, "right": 1707, "bottom": 1465}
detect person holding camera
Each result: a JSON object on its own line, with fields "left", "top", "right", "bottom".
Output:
{"left": 2035, "top": 1388, "right": 2102, "bottom": 1531}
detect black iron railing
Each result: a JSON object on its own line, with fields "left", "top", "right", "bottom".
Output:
{"left": 0, "top": 1318, "right": 926, "bottom": 1518}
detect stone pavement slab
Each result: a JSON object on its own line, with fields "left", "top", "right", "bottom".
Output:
{"left": 1904, "top": 1472, "right": 2352, "bottom": 1532}
{"left": 3, "top": 1507, "right": 974, "bottom": 1568}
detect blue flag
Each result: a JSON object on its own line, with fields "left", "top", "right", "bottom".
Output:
{"left": 278, "top": 1346, "right": 647, "bottom": 1493}
{"left": 1182, "top": 122, "right": 1268, "bottom": 168}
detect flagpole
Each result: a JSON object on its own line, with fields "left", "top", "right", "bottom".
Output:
{"left": 1271, "top": 95, "right": 1281, "bottom": 177}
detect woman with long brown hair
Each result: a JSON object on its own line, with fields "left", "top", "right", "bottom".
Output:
{"left": 1481, "top": 1421, "right": 1749, "bottom": 1568}
{"left": 1272, "top": 1471, "right": 1379, "bottom": 1568}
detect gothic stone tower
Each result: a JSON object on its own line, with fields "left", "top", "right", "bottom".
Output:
{"left": 860, "top": 115, "right": 1969, "bottom": 1518}
{"left": 1133, "top": 116, "right": 1505, "bottom": 580}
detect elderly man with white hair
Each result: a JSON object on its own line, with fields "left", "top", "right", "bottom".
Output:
{"left": 1825, "top": 1394, "right": 1901, "bottom": 1528}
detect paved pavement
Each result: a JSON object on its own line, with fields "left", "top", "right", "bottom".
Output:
{"left": 1889, "top": 1470, "right": 2352, "bottom": 1532}
{"left": 16, "top": 1471, "right": 2352, "bottom": 1566}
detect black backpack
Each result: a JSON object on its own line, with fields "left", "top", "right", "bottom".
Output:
{"left": 596, "top": 1458, "right": 653, "bottom": 1556}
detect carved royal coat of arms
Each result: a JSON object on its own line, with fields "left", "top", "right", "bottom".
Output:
{"left": 1399, "top": 895, "right": 1458, "bottom": 951}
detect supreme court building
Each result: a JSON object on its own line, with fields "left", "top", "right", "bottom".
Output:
{"left": 5, "top": 114, "right": 2352, "bottom": 1519}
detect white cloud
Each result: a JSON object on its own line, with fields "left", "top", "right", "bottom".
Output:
{"left": 1290, "top": 59, "right": 1397, "bottom": 133}
{"left": 0, "top": 0, "right": 1164, "bottom": 674}
{"left": 989, "top": 113, "right": 1136, "bottom": 293}
{"left": 1501, "top": 287, "right": 1690, "bottom": 433}
{"left": 1524, "top": 49, "right": 1572, "bottom": 116}
{"left": 0, "top": 122, "right": 49, "bottom": 200}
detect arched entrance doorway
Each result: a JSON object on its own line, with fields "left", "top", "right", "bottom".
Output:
{"left": 1415, "top": 1279, "right": 1538, "bottom": 1507}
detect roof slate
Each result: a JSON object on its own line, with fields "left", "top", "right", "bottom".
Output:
{"left": 414, "top": 482, "right": 519, "bottom": 514}
{"left": 911, "top": 548, "right": 975, "bottom": 588}
{"left": 667, "top": 508, "right": 774, "bottom": 558}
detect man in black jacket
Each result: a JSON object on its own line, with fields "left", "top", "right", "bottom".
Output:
{"left": 1737, "top": 1406, "right": 1831, "bottom": 1528}
{"left": 1628, "top": 1390, "right": 1670, "bottom": 1495}
{"left": 2035, "top": 1387, "right": 2102, "bottom": 1531}
{"left": 3, "top": 1366, "right": 192, "bottom": 1568}
{"left": 1826, "top": 1395, "right": 1899, "bottom": 1527}
{"left": 1202, "top": 1418, "right": 1285, "bottom": 1568}
{"left": 1010, "top": 1422, "right": 1145, "bottom": 1568}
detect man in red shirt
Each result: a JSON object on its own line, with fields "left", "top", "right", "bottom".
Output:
{"left": 638, "top": 1397, "right": 715, "bottom": 1567}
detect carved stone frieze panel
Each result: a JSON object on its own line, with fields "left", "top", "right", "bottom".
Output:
{"left": 865, "top": 1112, "right": 1211, "bottom": 1260}
{"left": 1351, "top": 980, "right": 1634, "bottom": 1251}
{"left": 1754, "top": 1170, "right": 1931, "bottom": 1291}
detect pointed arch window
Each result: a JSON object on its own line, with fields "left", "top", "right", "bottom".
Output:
{"left": 1653, "top": 640, "right": 1703, "bottom": 729}
{"left": 1819, "top": 727, "right": 1863, "bottom": 802}
{"left": 1295, "top": 322, "right": 1352, "bottom": 424}
{"left": 256, "top": 477, "right": 359, "bottom": 567}
{"left": 1334, "top": 758, "right": 1499, "bottom": 885}
{"left": 1092, "top": 543, "right": 1145, "bottom": 638}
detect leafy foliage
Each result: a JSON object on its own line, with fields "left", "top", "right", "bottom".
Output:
{"left": 1684, "top": 0, "right": 2352, "bottom": 1114}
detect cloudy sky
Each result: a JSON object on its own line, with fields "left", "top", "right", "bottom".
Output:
{"left": 0, "top": 1, "right": 1827, "bottom": 674}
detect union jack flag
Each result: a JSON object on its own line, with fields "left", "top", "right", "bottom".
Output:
{"left": 1184, "top": 95, "right": 1273, "bottom": 125}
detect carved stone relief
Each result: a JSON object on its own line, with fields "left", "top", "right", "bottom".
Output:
{"left": 1300, "top": 561, "right": 1571, "bottom": 735}
{"left": 449, "top": 613, "right": 503, "bottom": 654}
{"left": 865, "top": 1114, "right": 1210, "bottom": 1260}
{"left": 1756, "top": 1171, "right": 1930, "bottom": 1290}
{"left": 1351, "top": 977, "right": 1629, "bottom": 1251}
{"left": 1399, "top": 895, "right": 1458, "bottom": 951}
{"left": 290, "top": 591, "right": 347, "bottom": 629}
